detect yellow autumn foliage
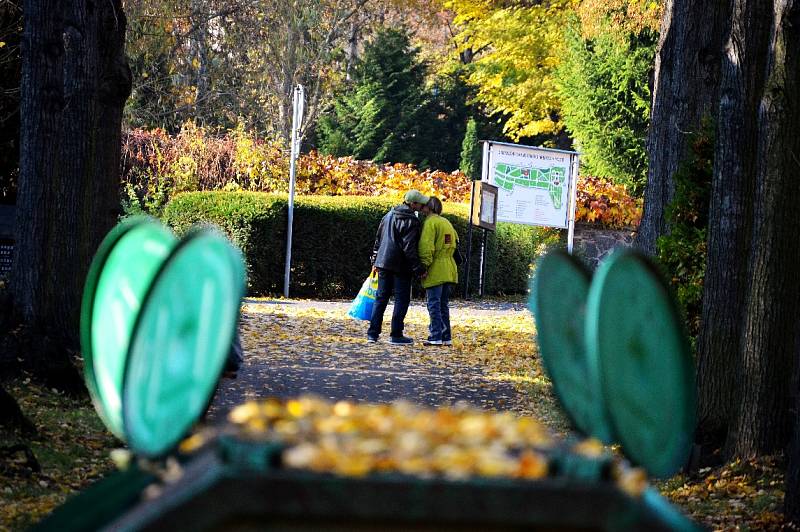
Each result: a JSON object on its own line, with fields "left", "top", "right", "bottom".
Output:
{"left": 445, "top": 0, "right": 577, "bottom": 139}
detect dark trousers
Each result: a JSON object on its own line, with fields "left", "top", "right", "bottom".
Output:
{"left": 226, "top": 329, "right": 243, "bottom": 371}
{"left": 367, "top": 269, "right": 412, "bottom": 339}
{"left": 425, "top": 283, "right": 451, "bottom": 342}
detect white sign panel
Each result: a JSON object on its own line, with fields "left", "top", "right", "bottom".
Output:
{"left": 485, "top": 142, "right": 576, "bottom": 229}
{"left": 480, "top": 189, "right": 495, "bottom": 225}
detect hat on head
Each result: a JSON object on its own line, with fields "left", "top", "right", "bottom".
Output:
{"left": 404, "top": 190, "right": 430, "bottom": 205}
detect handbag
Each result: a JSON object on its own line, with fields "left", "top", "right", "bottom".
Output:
{"left": 347, "top": 271, "right": 380, "bottom": 320}
{"left": 453, "top": 246, "right": 464, "bottom": 266}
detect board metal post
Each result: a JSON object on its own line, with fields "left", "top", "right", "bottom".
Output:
{"left": 478, "top": 228, "right": 487, "bottom": 296}
{"left": 566, "top": 153, "right": 580, "bottom": 254}
{"left": 464, "top": 181, "right": 475, "bottom": 299}
{"left": 284, "top": 85, "right": 305, "bottom": 298}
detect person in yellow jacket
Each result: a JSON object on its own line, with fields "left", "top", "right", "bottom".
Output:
{"left": 418, "top": 196, "right": 459, "bottom": 346}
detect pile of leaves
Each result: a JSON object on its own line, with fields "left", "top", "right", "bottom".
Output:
{"left": 224, "top": 394, "right": 649, "bottom": 499}
{"left": 122, "top": 124, "right": 641, "bottom": 228}
{"left": 228, "top": 396, "right": 556, "bottom": 480}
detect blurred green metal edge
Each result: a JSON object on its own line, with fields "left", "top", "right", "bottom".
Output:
{"left": 584, "top": 250, "right": 697, "bottom": 478}
{"left": 32, "top": 438, "right": 703, "bottom": 532}
{"left": 120, "top": 226, "right": 245, "bottom": 458}
{"left": 79, "top": 216, "right": 161, "bottom": 440}
{"left": 529, "top": 249, "right": 616, "bottom": 443}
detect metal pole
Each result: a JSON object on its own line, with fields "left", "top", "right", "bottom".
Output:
{"left": 478, "top": 228, "right": 487, "bottom": 296}
{"left": 566, "top": 153, "right": 580, "bottom": 254}
{"left": 464, "top": 181, "right": 475, "bottom": 299}
{"left": 284, "top": 85, "right": 305, "bottom": 297}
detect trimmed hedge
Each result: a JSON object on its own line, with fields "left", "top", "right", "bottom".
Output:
{"left": 162, "top": 191, "right": 559, "bottom": 298}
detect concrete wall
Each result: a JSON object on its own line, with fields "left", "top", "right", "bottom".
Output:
{"left": 572, "top": 223, "right": 636, "bottom": 270}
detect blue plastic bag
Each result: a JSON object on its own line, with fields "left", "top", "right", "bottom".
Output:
{"left": 348, "top": 272, "right": 379, "bottom": 320}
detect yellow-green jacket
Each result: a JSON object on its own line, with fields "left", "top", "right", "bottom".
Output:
{"left": 419, "top": 213, "right": 459, "bottom": 289}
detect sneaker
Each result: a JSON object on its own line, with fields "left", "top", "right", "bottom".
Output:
{"left": 442, "top": 340, "right": 453, "bottom": 346}
{"left": 423, "top": 339, "right": 443, "bottom": 346}
{"left": 367, "top": 335, "right": 379, "bottom": 343}
{"left": 389, "top": 336, "right": 414, "bottom": 345}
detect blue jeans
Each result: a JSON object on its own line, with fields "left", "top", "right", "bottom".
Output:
{"left": 368, "top": 270, "right": 412, "bottom": 339}
{"left": 425, "top": 283, "right": 451, "bottom": 342}
{"left": 226, "top": 329, "right": 243, "bottom": 371}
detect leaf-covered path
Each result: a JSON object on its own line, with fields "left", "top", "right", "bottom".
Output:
{"left": 207, "top": 298, "right": 567, "bottom": 432}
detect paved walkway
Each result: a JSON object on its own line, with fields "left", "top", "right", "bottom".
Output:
{"left": 206, "top": 298, "right": 543, "bottom": 423}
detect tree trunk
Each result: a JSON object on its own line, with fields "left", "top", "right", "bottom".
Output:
{"left": 14, "top": 0, "right": 130, "bottom": 388}
{"left": 695, "top": 0, "right": 773, "bottom": 450}
{"left": 788, "top": 327, "right": 800, "bottom": 524}
{"left": 16, "top": 0, "right": 64, "bottom": 330}
{"left": 635, "top": 0, "right": 730, "bottom": 254}
{"left": 731, "top": 0, "right": 800, "bottom": 458}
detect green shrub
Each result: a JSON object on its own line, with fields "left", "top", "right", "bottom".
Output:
{"left": 459, "top": 117, "right": 481, "bottom": 180}
{"left": 162, "top": 192, "right": 556, "bottom": 298}
{"left": 555, "top": 19, "right": 656, "bottom": 196}
{"left": 162, "top": 192, "right": 288, "bottom": 294}
{"left": 656, "top": 122, "right": 713, "bottom": 341}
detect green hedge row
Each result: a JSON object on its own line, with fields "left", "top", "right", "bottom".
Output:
{"left": 161, "top": 191, "right": 559, "bottom": 298}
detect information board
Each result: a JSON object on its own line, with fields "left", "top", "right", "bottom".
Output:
{"left": 471, "top": 181, "right": 498, "bottom": 231}
{"left": 484, "top": 141, "right": 578, "bottom": 229}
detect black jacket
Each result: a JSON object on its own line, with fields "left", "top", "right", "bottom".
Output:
{"left": 371, "top": 204, "right": 425, "bottom": 276}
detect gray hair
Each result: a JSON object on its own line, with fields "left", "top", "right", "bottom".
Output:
{"left": 426, "top": 196, "right": 443, "bottom": 215}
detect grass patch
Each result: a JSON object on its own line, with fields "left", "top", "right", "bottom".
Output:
{"left": 0, "top": 378, "right": 120, "bottom": 531}
{"left": 657, "top": 455, "right": 786, "bottom": 530}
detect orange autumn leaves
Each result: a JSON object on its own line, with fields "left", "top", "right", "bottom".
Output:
{"left": 122, "top": 125, "right": 641, "bottom": 228}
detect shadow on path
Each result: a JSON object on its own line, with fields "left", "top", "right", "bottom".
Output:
{"left": 207, "top": 299, "right": 547, "bottom": 424}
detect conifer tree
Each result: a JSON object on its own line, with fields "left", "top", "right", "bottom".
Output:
{"left": 317, "top": 27, "right": 430, "bottom": 165}
{"left": 555, "top": 22, "right": 656, "bottom": 196}
{"left": 459, "top": 117, "right": 480, "bottom": 180}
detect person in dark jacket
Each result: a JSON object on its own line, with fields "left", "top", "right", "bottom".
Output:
{"left": 367, "top": 190, "right": 429, "bottom": 345}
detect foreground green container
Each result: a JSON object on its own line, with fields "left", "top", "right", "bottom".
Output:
{"left": 36, "top": 433, "right": 699, "bottom": 532}
{"left": 40, "top": 224, "right": 701, "bottom": 532}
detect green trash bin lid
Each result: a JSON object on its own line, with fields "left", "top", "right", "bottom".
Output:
{"left": 80, "top": 217, "right": 178, "bottom": 438}
{"left": 529, "top": 250, "right": 614, "bottom": 443}
{"left": 122, "top": 227, "right": 246, "bottom": 457}
{"left": 585, "top": 250, "right": 696, "bottom": 478}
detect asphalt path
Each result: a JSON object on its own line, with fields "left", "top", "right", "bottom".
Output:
{"left": 206, "top": 298, "right": 537, "bottom": 423}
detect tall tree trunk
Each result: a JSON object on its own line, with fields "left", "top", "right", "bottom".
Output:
{"left": 695, "top": 0, "right": 772, "bottom": 449}
{"left": 16, "top": 0, "right": 65, "bottom": 327}
{"left": 14, "top": 0, "right": 130, "bottom": 387}
{"left": 635, "top": 0, "right": 730, "bottom": 254}
{"left": 731, "top": 0, "right": 800, "bottom": 458}
{"left": 788, "top": 321, "right": 800, "bottom": 524}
